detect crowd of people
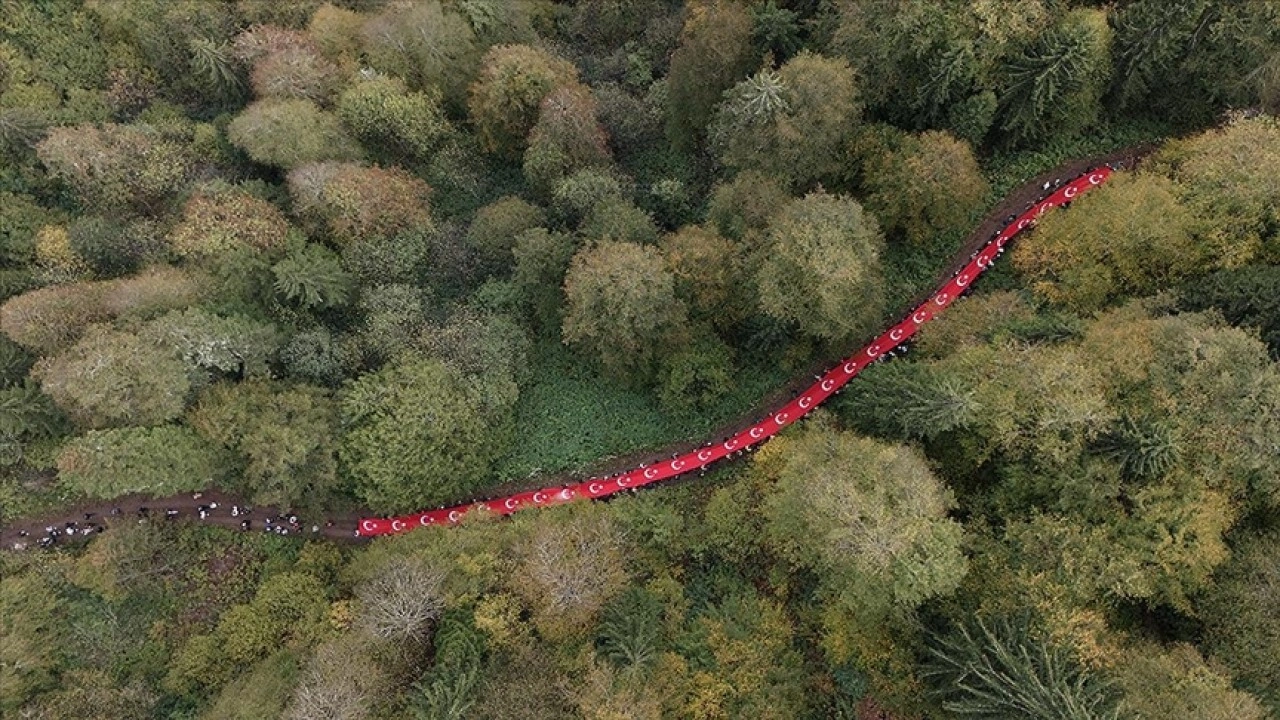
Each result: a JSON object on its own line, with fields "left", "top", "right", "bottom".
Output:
{"left": 8, "top": 494, "right": 328, "bottom": 551}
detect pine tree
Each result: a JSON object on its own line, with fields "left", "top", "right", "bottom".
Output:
{"left": 923, "top": 615, "right": 1121, "bottom": 720}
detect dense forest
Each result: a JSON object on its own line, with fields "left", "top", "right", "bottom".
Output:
{"left": 2, "top": 0, "right": 1280, "bottom": 718}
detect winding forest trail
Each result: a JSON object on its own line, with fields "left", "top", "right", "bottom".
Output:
{"left": 1, "top": 147, "right": 1149, "bottom": 550}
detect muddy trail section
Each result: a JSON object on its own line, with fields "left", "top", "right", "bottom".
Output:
{"left": 1, "top": 145, "right": 1152, "bottom": 551}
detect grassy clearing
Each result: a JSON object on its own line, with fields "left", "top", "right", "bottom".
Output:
{"left": 494, "top": 340, "right": 790, "bottom": 482}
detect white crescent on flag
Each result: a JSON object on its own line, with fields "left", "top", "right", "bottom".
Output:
{"left": 644, "top": 467, "right": 658, "bottom": 479}
{"left": 419, "top": 515, "right": 433, "bottom": 526}
{"left": 935, "top": 292, "right": 950, "bottom": 306}
{"left": 361, "top": 520, "right": 377, "bottom": 533}
{"left": 391, "top": 520, "right": 405, "bottom": 532}
{"left": 559, "top": 488, "right": 573, "bottom": 500}
{"left": 749, "top": 426, "right": 764, "bottom": 439}
{"left": 913, "top": 310, "right": 928, "bottom": 324}
{"left": 697, "top": 449, "right": 712, "bottom": 462}
{"left": 844, "top": 361, "right": 857, "bottom": 374}
{"left": 1064, "top": 186, "right": 1078, "bottom": 198}
{"left": 956, "top": 274, "right": 969, "bottom": 287}
{"left": 821, "top": 379, "right": 835, "bottom": 391}
{"left": 799, "top": 396, "right": 813, "bottom": 409}
{"left": 1089, "top": 173, "right": 1103, "bottom": 184}
{"left": 724, "top": 438, "right": 739, "bottom": 450}
{"left": 774, "top": 412, "right": 788, "bottom": 424}
{"left": 617, "top": 475, "right": 630, "bottom": 487}
{"left": 670, "top": 459, "right": 685, "bottom": 471}
{"left": 866, "top": 344, "right": 881, "bottom": 358}
{"left": 977, "top": 255, "right": 989, "bottom": 267}
{"left": 589, "top": 482, "right": 603, "bottom": 494}
{"left": 1017, "top": 218, "right": 1030, "bottom": 230}
{"left": 533, "top": 492, "right": 547, "bottom": 504}
{"left": 890, "top": 328, "right": 904, "bottom": 341}
{"left": 504, "top": 498, "right": 518, "bottom": 510}
{"left": 447, "top": 510, "right": 460, "bottom": 522}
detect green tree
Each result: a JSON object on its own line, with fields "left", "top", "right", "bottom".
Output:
{"left": 0, "top": 573, "right": 64, "bottom": 712}
{"left": 56, "top": 425, "right": 226, "bottom": 498}
{"left": 189, "top": 380, "right": 338, "bottom": 509}
{"left": 227, "top": 98, "right": 363, "bottom": 170}
{"left": 142, "top": 307, "right": 282, "bottom": 381}
{"left": 280, "top": 328, "right": 358, "bottom": 387}
{"left": 751, "top": 0, "right": 802, "bottom": 61}
{"left": 1108, "top": 2, "right": 1280, "bottom": 127}
{"left": 86, "top": 0, "right": 245, "bottom": 108}
{"left": 838, "top": 360, "right": 979, "bottom": 441}
{"left": 706, "top": 170, "right": 790, "bottom": 243}
{"left": 339, "top": 357, "right": 510, "bottom": 513}
{"left": 467, "top": 44, "right": 579, "bottom": 158}
{"left": 755, "top": 191, "right": 886, "bottom": 344}
{"left": 511, "top": 227, "right": 576, "bottom": 331}
{"left": 32, "top": 325, "right": 191, "bottom": 428}
{"left": 672, "top": 590, "right": 811, "bottom": 719}
{"left": 21, "top": 669, "right": 156, "bottom": 720}
{"left": 923, "top": 615, "right": 1120, "bottom": 720}
{"left": 1153, "top": 115, "right": 1280, "bottom": 264}
{"left": 287, "top": 162, "right": 434, "bottom": 246}
{"left": 168, "top": 572, "right": 330, "bottom": 697}
{"left": 660, "top": 224, "right": 750, "bottom": 331}
{"left": 272, "top": 241, "right": 353, "bottom": 309}
{"left": 860, "top": 129, "right": 988, "bottom": 245}
{"left": 762, "top": 426, "right": 968, "bottom": 619}
{"left": 666, "top": 0, "right": 756, "bottom": 149}
{"left": 829, "top": 0, "right": 1041, "bottom": 140}
{"left": 360, "top": 0, "right": 507, "bottom": 104}
{"left": 1179, "top": 264, "right": 1280, "bottom": 358}
{"left": 465, "top": 196, "right": 547, "bottom": 275}
{"left": 1199, "top": 532, "right": 1280, "bottom": 708}
{"left": 341, "top": 227, "right": 432, "bottom": 287}
{"left": 996, "top": 8, "right": 1113, "bottom": 144}
{"left": 1012, "top": 172, "right": 1205, "bottom": 311}
{"left": 656, "top": 334, "right": 735, "bottom": 416}
{"left": 1116, "top": 642, "right": 1267, "bottom": 720}
{"left": 0, "top": 335, "right": 33, "bottom": 387}
{"left": 566, "top": 0, "right": 668, "bottom": 52}
{"left": 580, "top": 197, "right": 659, "bottom": 245}
{"left": 1109, "top": 0, "right": 1213, "bottom": 111}
{"left": 168, "top": 186, "right": 293, "bottom": 263}
{"left": 0, "top": 381, "right": 66, "bottom": 449}
{"left": 0, "top": 191, "right": 62, "bottom": 268}
{"left": 337, "top": 76, "right": 453, "bottom": 162}
{"left": 354, "top": 283, "right": 432, "bottom": 364}
{"left": 66, "top": 215, "right": 158, "bottom": 277}
{"left": 562, "top": 241, "right": 689, "bottom": 383}
{"left": 550, "top": 168, "right": 628, "bottom": 223}
{"left": 523, "top": 83, "right": 612, "bottom": 195}
{"left": 597, "top": 587, "right": 664, "bottom": 673}
{"left": 710, "top": 52, "right": 860, "bottom": 188}
{"left": 36, "top": 122, "right": 198, "bottom": 216}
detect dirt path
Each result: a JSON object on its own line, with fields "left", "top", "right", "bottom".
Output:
{"left": 0, "top": 145, "right": 1153, "bottom": 551}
